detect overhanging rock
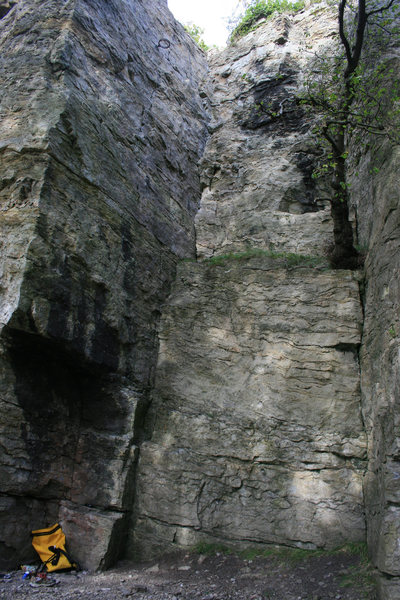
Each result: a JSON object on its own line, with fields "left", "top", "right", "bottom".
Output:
{"left": 0, "top": 0, "right": 209, "bottom": 569}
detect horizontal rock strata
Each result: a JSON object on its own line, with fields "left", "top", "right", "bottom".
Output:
{"left": 3, "top": 1, "right": 399, "bottom": 593}
{"left": 132, "top": 258, "right": 366, "bottom": 556}
{"left": 132, "top": 5, "right": 367, "bottom": 559}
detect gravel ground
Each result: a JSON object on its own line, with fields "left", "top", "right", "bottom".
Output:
{"left": 0, "top": 547, "right": 376, "bottom": 600}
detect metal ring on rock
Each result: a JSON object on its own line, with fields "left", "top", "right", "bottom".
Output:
{"left": 158, "top": 39, "right": 171, "bottom": 49}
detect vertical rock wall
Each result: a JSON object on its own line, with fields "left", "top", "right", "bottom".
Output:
{"left": 131, "top": 8, "right": 367, "bottom": 559}
{"left": 0, "top": 0, "right": 209, "bottom": 570}
{"left": 349, "top": 58, "right": 400, "bottom": 599}
{"left": 195, "top": 14, "right": 335, "bottom": 260}
{"left": 1, "top": 1, "right": 399, "bottom": 592}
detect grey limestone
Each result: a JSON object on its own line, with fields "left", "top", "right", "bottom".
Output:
{"left": 350, "top": 136, "right": 400, "bottom": 597}
{"left": 0, "top": 0, "right": 209, "bottom": 569}
{"left": 132, "top": 257, "right": 366, "bottom": 557}
{"left": 132, "top": 4, "right": 367, "bottom": 559}
{"left": 0, "top": 0, "right": 399, "bottom": 594}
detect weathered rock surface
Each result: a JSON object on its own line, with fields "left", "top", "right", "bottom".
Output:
{"left": 132, "top": 7, "right": 366, "bottom": 560}
{"left": 1, "top": 0, "right": 399, "bottom": 595}
{"left": 0, "top": 0, "right": 209, "bottom": 570}
{"left": 132, "top": 258, "right": 366, "bottom": 557}
{"left": 195, "top": 8, "right": 339, "bottom": 259}
{"left": 350, "top": 133, "right": 400, "bottom": 597}
{"left": 0, "top": 1, "right": 17, "bottom": 19}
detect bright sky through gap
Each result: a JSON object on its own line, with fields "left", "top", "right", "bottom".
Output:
{"left": 168, "top": 0, "right": 241, "bottom": 47}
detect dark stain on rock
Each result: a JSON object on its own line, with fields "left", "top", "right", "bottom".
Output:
{"left": 0, "top": 175, "right": 16, "bottom": 192}
{"left": 121, "top": 224, "right": 138, "bottom": 298}
{"left": 6, "top": 329, "right": 87, "bottom": 498}
{"left": 279, "top": 149, "right": 329, "bottom": 214}
{"left": 333, "top": 342, "right": 360, "bottom": 357}
{"left": 121, "top": 223, "right": 133, "bottom": 261}
{"left": 0, "top": 1, "right": 17, "bottom": 19}
{"left": 241, "top": 63, "right": 306, "bottom": 135}
{"left": 90, "top": 283, "right": 120, "bottom": 370}
{"left": 46, "top": 256, "right": 73, "bottom": 341}
{"left": 72, "top": 272, "right": 88, "bottom": 354}
{"left": 18, "top": 178, "right": 34, "bottom": 201}
{"left": 293, "top": 152, "right": 320, "bottom": 212}
{"left": 5, "top": 327, "right": 119, "bottom": 507}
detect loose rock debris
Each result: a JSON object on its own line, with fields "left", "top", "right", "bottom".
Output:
{"left": 0, "top": 549, "right": 375, "bottom": 600}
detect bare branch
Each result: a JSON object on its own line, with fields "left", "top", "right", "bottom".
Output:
{"left": 338, "top": 0, "right": 353, "bottom": 65}
{"left": 370, "top": 21, "right": 394, "bottom": 35}
{"left": 345, "top": 0, "right": 367, "bottom": 78}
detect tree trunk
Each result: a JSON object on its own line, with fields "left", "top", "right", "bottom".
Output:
{"left": 329, "top": 146, "right": 359, "bottom": 269}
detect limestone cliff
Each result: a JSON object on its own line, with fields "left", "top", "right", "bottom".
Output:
{"left": 350, "top": 116, "right": 400, "bottom": 598}
{"left": 0, "top": 0, "right": 209, "bottom": 570}
{"left": 132, "top": 6, "right": 367, "bottom": 559}
{"left": 0, "top": 2, "right": 399, "bottom": 599}
{"left": 195, "top": 13, "right": 336, "bottom": 259}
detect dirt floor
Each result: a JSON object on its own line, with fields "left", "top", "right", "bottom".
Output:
{"left": 0, "top": 546, "right": 376, "bottom": 600}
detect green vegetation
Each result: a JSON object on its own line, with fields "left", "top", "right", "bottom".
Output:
{"left": 194, "top": 541, "right": 369, "bottom": 562}
{"left": 300, "top": 0, "right": 400, "bottom": 269}
{"left": 184, "top": 23, "right": 210, "bottom": 52}
{"left": 201, "top": 249, "right": 327, "bottom": 268}
{"left": 193, "top": 542, "right": 303, "bottom": 561}
{"left": 230, "top": 0, "right": 305, "bottom": 42}
{"left": 238, "top": 542, "right": 369, "bottom": 563}
{"left": 193, "top": 541, "right": 233, "bottom": 555}
{"left": 338, "top": 543, "right": 375, "bottom": 597}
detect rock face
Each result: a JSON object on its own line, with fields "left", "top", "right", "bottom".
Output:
{"left": 196, "top": 13, "right": 337, "bottom": 260}
{"left": 1, "top": 1, "right": 400, "bottom": 596}
{"left": 131, "top": 8, "right": 367, "bottom": 559}
{"left": 132, "top": 260, "right": 365, "bottom": 556}
{"left": 0, "top": 0, "right": 209, "bottom": 570}
{"left": 0, "top": 1, "right": 17, "bottom": 19}
{"left": 349, "top": 122, "right": 400, "bottom": 597}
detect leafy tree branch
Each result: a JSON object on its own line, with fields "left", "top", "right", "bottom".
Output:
{"left": 301, "top": 0, "right": 400, "bottom": 268}
{"left": 184, "top": 23, "right": 210, "bottom": 52}
{"left": 229, "top": 0, "right": 305, "bottom": 42}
